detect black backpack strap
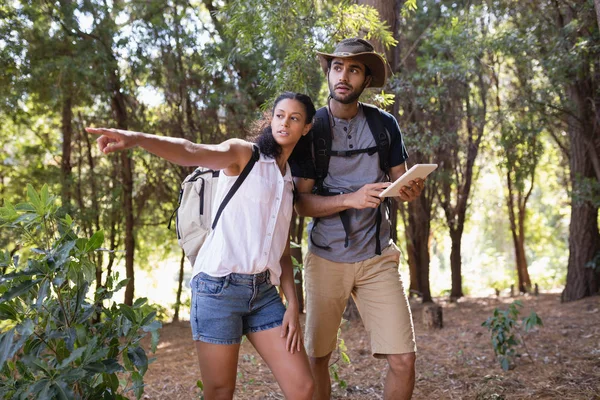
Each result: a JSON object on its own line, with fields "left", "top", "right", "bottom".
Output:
{"left": 312, "top": 107, "right": 332, "bottom": 188}
{"left": 211, "top": 145, "right": 260, "bottom": 229}
{"left": 328, "top": 146, "right": 378, "bottom": 157}
{"left": 362, "top": 104, "right": 391, "bottom": 173}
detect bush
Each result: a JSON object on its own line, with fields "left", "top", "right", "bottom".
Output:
{"left": 481, "top": 300, "right": 542, "bottom": 371}
{"left": 0, "top": 185, "right": 161, "bottom": 399}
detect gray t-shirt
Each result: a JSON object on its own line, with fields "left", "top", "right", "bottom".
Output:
{"left": 293, "top": 104, "right": 408, "bottom": 263}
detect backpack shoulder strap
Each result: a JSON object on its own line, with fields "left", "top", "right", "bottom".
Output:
{"left": 362, "top": 103, "right": 391, "bottom": 172}
{"left": 211, "top": 144, "right": 260, "bottom": 229}
{"left": 312, "top": 107, "right": 332, "bottom": 185}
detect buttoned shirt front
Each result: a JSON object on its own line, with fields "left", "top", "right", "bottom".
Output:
{"left": 192, "top": 153, "right": 293, "bottom": 285}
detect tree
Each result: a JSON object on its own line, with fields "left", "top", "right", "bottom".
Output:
{"left": 502, "top": 0, "right": 600, "bottom": 300}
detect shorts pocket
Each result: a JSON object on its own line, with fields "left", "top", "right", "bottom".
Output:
{"left": 196, "top": 273, "right": 228, "bottom": 296}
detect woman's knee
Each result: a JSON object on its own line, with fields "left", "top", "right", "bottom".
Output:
{"left": 387, "top": 352, "right": 416, "bottom": 374}
{"left": 285, "top": 375, "right": 315, "bottom": 400}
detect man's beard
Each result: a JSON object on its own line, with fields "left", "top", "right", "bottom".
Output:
{"left": 329, "top": 83, "right": 363, "bottom": 104}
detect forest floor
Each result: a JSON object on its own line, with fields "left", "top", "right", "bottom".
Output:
{"left": 135, "top": 292, "right": 600, "bottom": 399}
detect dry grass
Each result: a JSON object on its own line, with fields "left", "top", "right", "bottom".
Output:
{"left": 135, "top": 293, "right": 600, "bottom": 399}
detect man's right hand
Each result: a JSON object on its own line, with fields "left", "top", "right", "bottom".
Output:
{"left": 343, "top": 182, "right": 391, "bottom": 209}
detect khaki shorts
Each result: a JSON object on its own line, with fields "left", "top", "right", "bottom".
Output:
{"left": 304, "top": 243, "right": 416, "bottom": 359}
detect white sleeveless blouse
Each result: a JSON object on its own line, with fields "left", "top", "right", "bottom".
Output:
{"left": 191, "top": 154, "right": 293, "bottom": 285}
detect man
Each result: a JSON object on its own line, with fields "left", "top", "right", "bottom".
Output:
{"left": 289, "top": 38, "right": 424, "bottom": 400}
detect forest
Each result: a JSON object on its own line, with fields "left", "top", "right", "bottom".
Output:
{"left": 1, "top": 0, "right": 599, "bottom": 399}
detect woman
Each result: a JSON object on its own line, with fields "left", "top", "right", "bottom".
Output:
{"left": 86, "top": 92, "right": 316, "bottom": 400}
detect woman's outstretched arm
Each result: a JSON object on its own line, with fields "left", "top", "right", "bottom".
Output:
{"left": 86, "top": 127, "right": 251, "bottom": 173}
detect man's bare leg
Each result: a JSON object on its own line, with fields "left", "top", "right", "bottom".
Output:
{"left": 309, "top": 352, "right": 333, "bottom": 400}
{"left": 383, "top": 352, "right": 416, "bottom": 400}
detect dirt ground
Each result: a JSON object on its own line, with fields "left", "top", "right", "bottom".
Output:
{"left": 136, "top": 293, "right": 600, "bottom": 399}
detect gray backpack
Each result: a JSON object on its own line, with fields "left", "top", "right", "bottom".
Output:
{"left": 172, "top": 145, "right": 260, "bottom": 265}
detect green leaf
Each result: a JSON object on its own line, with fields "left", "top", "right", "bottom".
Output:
{"left": 0, "top": 201, "right": 19, "bottom": 222}
{"left": 0, "top": 329, "right": 15, "bottom": 369}
{"left": 58, "top": 346, "right": 86, "bottom": 369}
{"left": 0, "top": 303, "right": 18, "bottom": 320}
{"left": 26, "top": 184, "right": 43, "bottom": 214}
{"left": 36, "top": 279, "right": 50, "bottom": 309}
{"left": 141, "top": 320, "right": 161, "bottom": 333}
{"left": 341, "top": 351, "right": 351, "bottom": 364}
{"left": 0, "top": 279, "right": 42, "bottom": 302}
{"left": 500, "top": 357, "right": 510, "bottom": 371}
{"left": 122, "top": 349, "right": 134, "bottom": 371}
{"left": 140, "top": 311, "right": 157, "bottom": 327}
{"left": 102, "top": 358, "right": 123, "bottom": 374}
{"left": 86, "top": 230, "right": 105, "bottom": 252}
{"left": 114, "top": 278, "right": 130, "bottom": 292}
{"left": 150, "top": 330, "right": 160, "bottom": 353}
{"left": 10, "top": 319, "right": 34, "bottom": 359}
{"left": 52, "top": 381, "right": 72, "bottom": 400}
{"left": 128, "top": 346, "right": 149, "bottom": 375}
{"left": 0, "top": 269, "right": 40, "bottom": 284}
{"left": 81, "top": 259, "right": 96, "bottom": 283}
{"left": 131, "top": 370, "right": 144, "bottom": 399}
{"left": 53, "top": 240, "right": 76, "bottom": 268}
{"left": 133, "top": 297, "right": 147, "bottom": 308}
{"left": 83, "top": 362, "right": 106, "bottom": 373}
{"left": 103, "top": 372, "right": 120, "bottom": 392}
{"left": 119, "top": 304, "right": 136, "bottom": 323}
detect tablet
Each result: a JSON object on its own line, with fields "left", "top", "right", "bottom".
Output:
{"left": 378, "top": 164, "right": 438, "bottom": 198}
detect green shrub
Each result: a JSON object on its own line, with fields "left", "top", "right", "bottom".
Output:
{"left": 0, "top": 185, "right": 161, "bottom": 399}
{"left": 481, "top": 300, "right": 542, "bottom": 371}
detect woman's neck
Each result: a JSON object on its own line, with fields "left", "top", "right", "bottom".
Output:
{"left": 276, "top": 148, "right": 292, "bottom": 176}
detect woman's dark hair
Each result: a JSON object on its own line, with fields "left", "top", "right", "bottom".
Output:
{"left": 253, "top": 92, "right": 316, "bottom": 159}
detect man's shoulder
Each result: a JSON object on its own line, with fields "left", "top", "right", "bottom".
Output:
{"left": 361, "top": 102, "right": 396, "bottom": 122}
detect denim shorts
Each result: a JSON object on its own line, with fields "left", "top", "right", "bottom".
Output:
{"left": 190, "top": 270, "right": 286, "bottom": 345}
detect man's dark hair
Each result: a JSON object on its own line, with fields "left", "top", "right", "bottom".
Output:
{"left": 253, "top": 92, "right": 316, "bottom": 159}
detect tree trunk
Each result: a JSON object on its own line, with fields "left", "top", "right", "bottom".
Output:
{"left": 449, "top": 230, "right": 464, "bottom": 299}
{"left": 61, "top": 92, "right": 73, "bottom": 208}
{"left": 517, "top": 205, "right": 532, "bottom": 292}
{"left": 408, "top": 196, "right": 433, "bottom": 303}
{"left": 563, "top": 83, "right": 600, "bottom": 301}
{"left": 357, "top": 0, "right": 397, "bottom": 62}
{"left": 173, "top": 250, "right": 186, "bottom": 322}
{"left": 111, "top": 70, "right": 135, "bottom": 306}
{"left": 399, "top": 203, "right": 420, "bottom": 296}
{"left": 595, "top": 0, "right": 600, "bottom": 33}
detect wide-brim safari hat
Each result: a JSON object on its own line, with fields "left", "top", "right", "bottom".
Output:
{"left": 316, "top": 38, "right": 389, "bottom": 88}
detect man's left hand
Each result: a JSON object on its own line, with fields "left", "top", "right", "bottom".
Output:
{"left": 398, "top": 178, "right": 425, "bottom": 202}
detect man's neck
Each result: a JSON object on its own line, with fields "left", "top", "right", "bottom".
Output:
{"left": 329, "top": 99, "right": 360, "bottom": 120}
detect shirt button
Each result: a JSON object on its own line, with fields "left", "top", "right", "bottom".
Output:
{"left": 348, "top": 135, "right": 352, "bottom": 139}
{"left": 343, "top": 127, "right": 347, "bottom": 131}
{"left": 349, "top": 144, "right": 354, "bottom": 149}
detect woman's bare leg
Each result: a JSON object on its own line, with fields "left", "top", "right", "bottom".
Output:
{"left": 247, "top": 327, "right": 314, "bottom": 399}
{"left": 195, "top": 341, "right": 241, "bottom": 400}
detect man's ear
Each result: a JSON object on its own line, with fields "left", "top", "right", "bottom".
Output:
{"left": 364, "top": 75, "right": 373, "bottom": 88}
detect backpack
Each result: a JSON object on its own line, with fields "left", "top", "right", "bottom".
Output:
{"left": 170, "top": 145, "right": 260, "bottom": 265}
{"left": 311, "top": 104, "right": 393, "bottom": 192}
{"left": 291, "top": 104, "right": 396, "bottom": 255}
